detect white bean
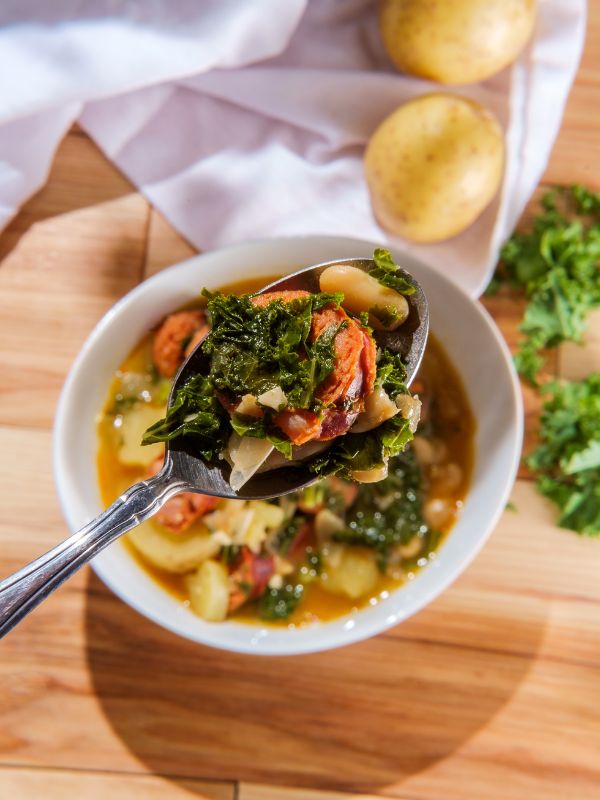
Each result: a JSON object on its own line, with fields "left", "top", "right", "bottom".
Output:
{"left": 319, "top": 265, "right": 409, "bottom": 330}
{"left": 423, "top": 497, "right": 454, "bottom": 529}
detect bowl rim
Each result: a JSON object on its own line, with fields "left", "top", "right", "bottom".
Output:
{"left": 53, "top": 234, "right": 523, "bottom": 655}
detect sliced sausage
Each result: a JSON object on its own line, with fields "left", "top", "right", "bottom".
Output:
{"left": 152, "top": 310, "right": 207, "bottom": 378}
{"left": 147, "top": 456, "right": 219, "bottom": 534}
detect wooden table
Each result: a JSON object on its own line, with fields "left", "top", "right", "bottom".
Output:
{"left": 1, "top": 10, "right": 600, "bottom": 800}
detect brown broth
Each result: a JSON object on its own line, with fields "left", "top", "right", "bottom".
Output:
{"left": 97, "top": 278, "right": 475, "bottom": 626}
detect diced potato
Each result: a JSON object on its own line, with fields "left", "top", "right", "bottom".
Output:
{"left": 128, "top": 521, "right": 220, "bottom": 573}
{"left": 186, "top": 560, "right": 230, "bottom": 622}
{"left": 117, "top": 403, "right": 165, "bottom": 467}
{"left": 321, "top": 547, "right": 379, "bottom": 599}
{"left": 244, "top": 501, "right": 286, "bottom": 553}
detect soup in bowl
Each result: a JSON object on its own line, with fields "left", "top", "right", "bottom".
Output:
{"left": 54, "top": 236, "right": 522, "bottom": 654}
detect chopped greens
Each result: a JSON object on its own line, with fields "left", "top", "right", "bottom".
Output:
{"left": 308, "top": 413, "right": 413, "bottom": 480}
{"left": 141, "top": 250, "right": 417, "bottom": 485}
{"left": 333, "top": 448, "right": 431, "bottom": 569}
{"left": 370, "top": 304, "right": 404, "bottom": 328}
{"left": 258, "top": 583, "right": 304, "bottom": 620}
{"left": 271, "top": 515, "right": 307, "bottom": 555}
{"left": 297, "top": 481, "right": 346, "bottom": 516}
{"left": 369, "top": 248, "right": 416, "bottom": 295}
{"left": 488, "top": 186, "right": 600, "bottom": 385}
{"left": 526, "top": 374, "right": 600, "bottom": 536}
{"left": 141, "top": 373, "right": 228, "bottom": 460}
{"left": 375, "top": 349, "right": 408, "bottom": 397}
{"left": 202, "top": 289, "right": 343, "bottom": 409}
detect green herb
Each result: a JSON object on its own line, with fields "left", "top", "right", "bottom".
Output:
{"left": 375, "top": 349, "right": 408, "bottom": 397}
{"left": 308, "top": 413, "right": 413, "bottom": 480}
{"left": 505, "top": 501, "right": 518, "bottom": 513}
{"left": 488, "top": 186, "right": 600, "bottom": 385}
{"left": 299, "top": 548, "right": 322, "bottom": 583}
{"left": 369, "top": 248, "right": 416, "bottom": 295}
{"left": 258, "top": 583, "right": 304, "bottom": 620}
{"left": 220, "top": 545, "right": 241, "bottom": 566}
{"left": 110, "top": 394, "right": 139, "bottom": 414}
{"left": 333, "top": 448, "right": 431, "bottom": 569}
{"left": 202, "top": 289, "right": 344, "bottom": 410}
{"left": 526, "top": 374, "right": 600, "bottom": 536}
{"left": 297, "top": 481, "right": 346, "bottom": 515}
{"left": 271, "top": 515, "right": 307, "bottom": 555}
{"left": 141, "top": 373, "right": 228, "bottom": 460}
{"left": 369, "top": 304, "right": 403, "bottom": 328}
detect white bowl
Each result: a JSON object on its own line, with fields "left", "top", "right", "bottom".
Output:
{"left": 54, "top": 235, "right": 522, "bottom": 655}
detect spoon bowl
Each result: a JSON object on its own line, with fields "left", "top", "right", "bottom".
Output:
{"left": 169, "top": 256, "right": 428, "bottom": 500}
{"left": 0, "top": 255, "right": 427, "bottom": 637}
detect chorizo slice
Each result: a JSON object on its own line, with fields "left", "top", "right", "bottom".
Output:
{"left": 274, "top": 408, "right": 322, "bottom": 446}
{"left": 152, "top": 310, "right": 207, "bottom": 378}
{"left": 147, "top": 456, "right": 219, "bottom": 534}
{"left": 250, "top": 290, "right": 310, "bottom": 308}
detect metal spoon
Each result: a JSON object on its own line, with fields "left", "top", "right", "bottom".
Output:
{"left": 0, "top": 257, "right": 428, "bottom": 637}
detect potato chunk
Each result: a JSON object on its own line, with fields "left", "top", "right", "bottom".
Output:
{"left": 128, "top": 521, "right": 220, "bottom": 573}
{"left": 186, "top": 560, "right": 230, "bottom": 622}
{"left": 321, "top": 547, "right": 379, "bottom": 599}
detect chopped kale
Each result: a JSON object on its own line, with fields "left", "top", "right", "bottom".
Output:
{"left": 526, "top": 374, "right": 600, "bottom": 535}
{"left": 369, "top": 304, "right": 404, "bottom": 328}
{"left": 333, "top": 448, "right": 431, "bottom": 568}
{"left": 307, "top": 351, "right": 413, "bottom": 480}
{"left": 141, "top": 373, "right": 228, "bottom": 460}
{"left": 270, "top": 515, "right": 308, "bottom": 555}
{"left": 202, "top": 289, "right": 343, "bottom": 410}
{"left": 489, "top": 186, "right": 600, "bottom": 385}
{"left": 375, "top": 349, "right": 408, "bottom": 398}
{"left": 368, "top": 248, "right": 416, "bottom": 296}
{"left": 297, "top": 481, "right": 346, "bottom": 515}
{"left": 258, "top": 583, "right": 304, "bottom": 620}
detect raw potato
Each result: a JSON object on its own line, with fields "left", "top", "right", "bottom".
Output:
{"left": 365, "top": 93, "right": 504, "bottom": 243}
{"left": 186, "top": 560, "right": 230, "bottom": 622}
{"left": 322, "top": 547, "right": 379, "bottom": 599}
{"left": 117, "top": 403, "right": 165, "bottom": 467}
{"left": 128, "top": 521, "right": 220, "bottom": 573}
{"left": 379, "top": 0, "right": 537, "bottom": 85}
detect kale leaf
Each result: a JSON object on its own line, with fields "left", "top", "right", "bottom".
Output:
{"left": 375, "top": 350, "right": 408, "bottom": 397}
{"left": 258, "top": 583, "right": 304, "bottom": 620}
{"left": 368, "top": 248, "right": 416, "bottom": 295}
{"left": 202, "top": 290, "right": 343, "bottom": 410}
{"left": 141, "top": 373, "right": 228, "bottom": 460}
{"left": 333, "top": 448, "right": 433, "bottom": 569}
{"left": 308, "top": 413, "right": 414, "bottom": 480}
{"left": 526, "top": 374, "right": 600, "bottom": 536}
{"left": 488, "top": 186, "right": 600, "bottom": 385}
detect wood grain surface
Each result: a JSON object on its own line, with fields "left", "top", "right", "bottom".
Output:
{"left": 1, "top": 6, "right": 600, "bottom": 799}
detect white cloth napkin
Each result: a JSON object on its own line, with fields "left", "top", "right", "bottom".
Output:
{"left": 0, "top": 0, "right": 586, "bottom": 296}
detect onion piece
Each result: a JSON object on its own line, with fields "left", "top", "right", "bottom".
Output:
{"left": 228, "top": 433, "right": 275, "bottom": 491}
{"left": 257, "top": 386, "right": 288, "bottom": 410}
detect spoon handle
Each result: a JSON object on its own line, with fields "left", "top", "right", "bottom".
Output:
{"left": 0, "top": 465, "right": 189, "bottom": 638}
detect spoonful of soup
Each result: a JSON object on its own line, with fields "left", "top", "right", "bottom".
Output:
{"left": 0, "top": 249, "right": 428, "bottom": 637}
